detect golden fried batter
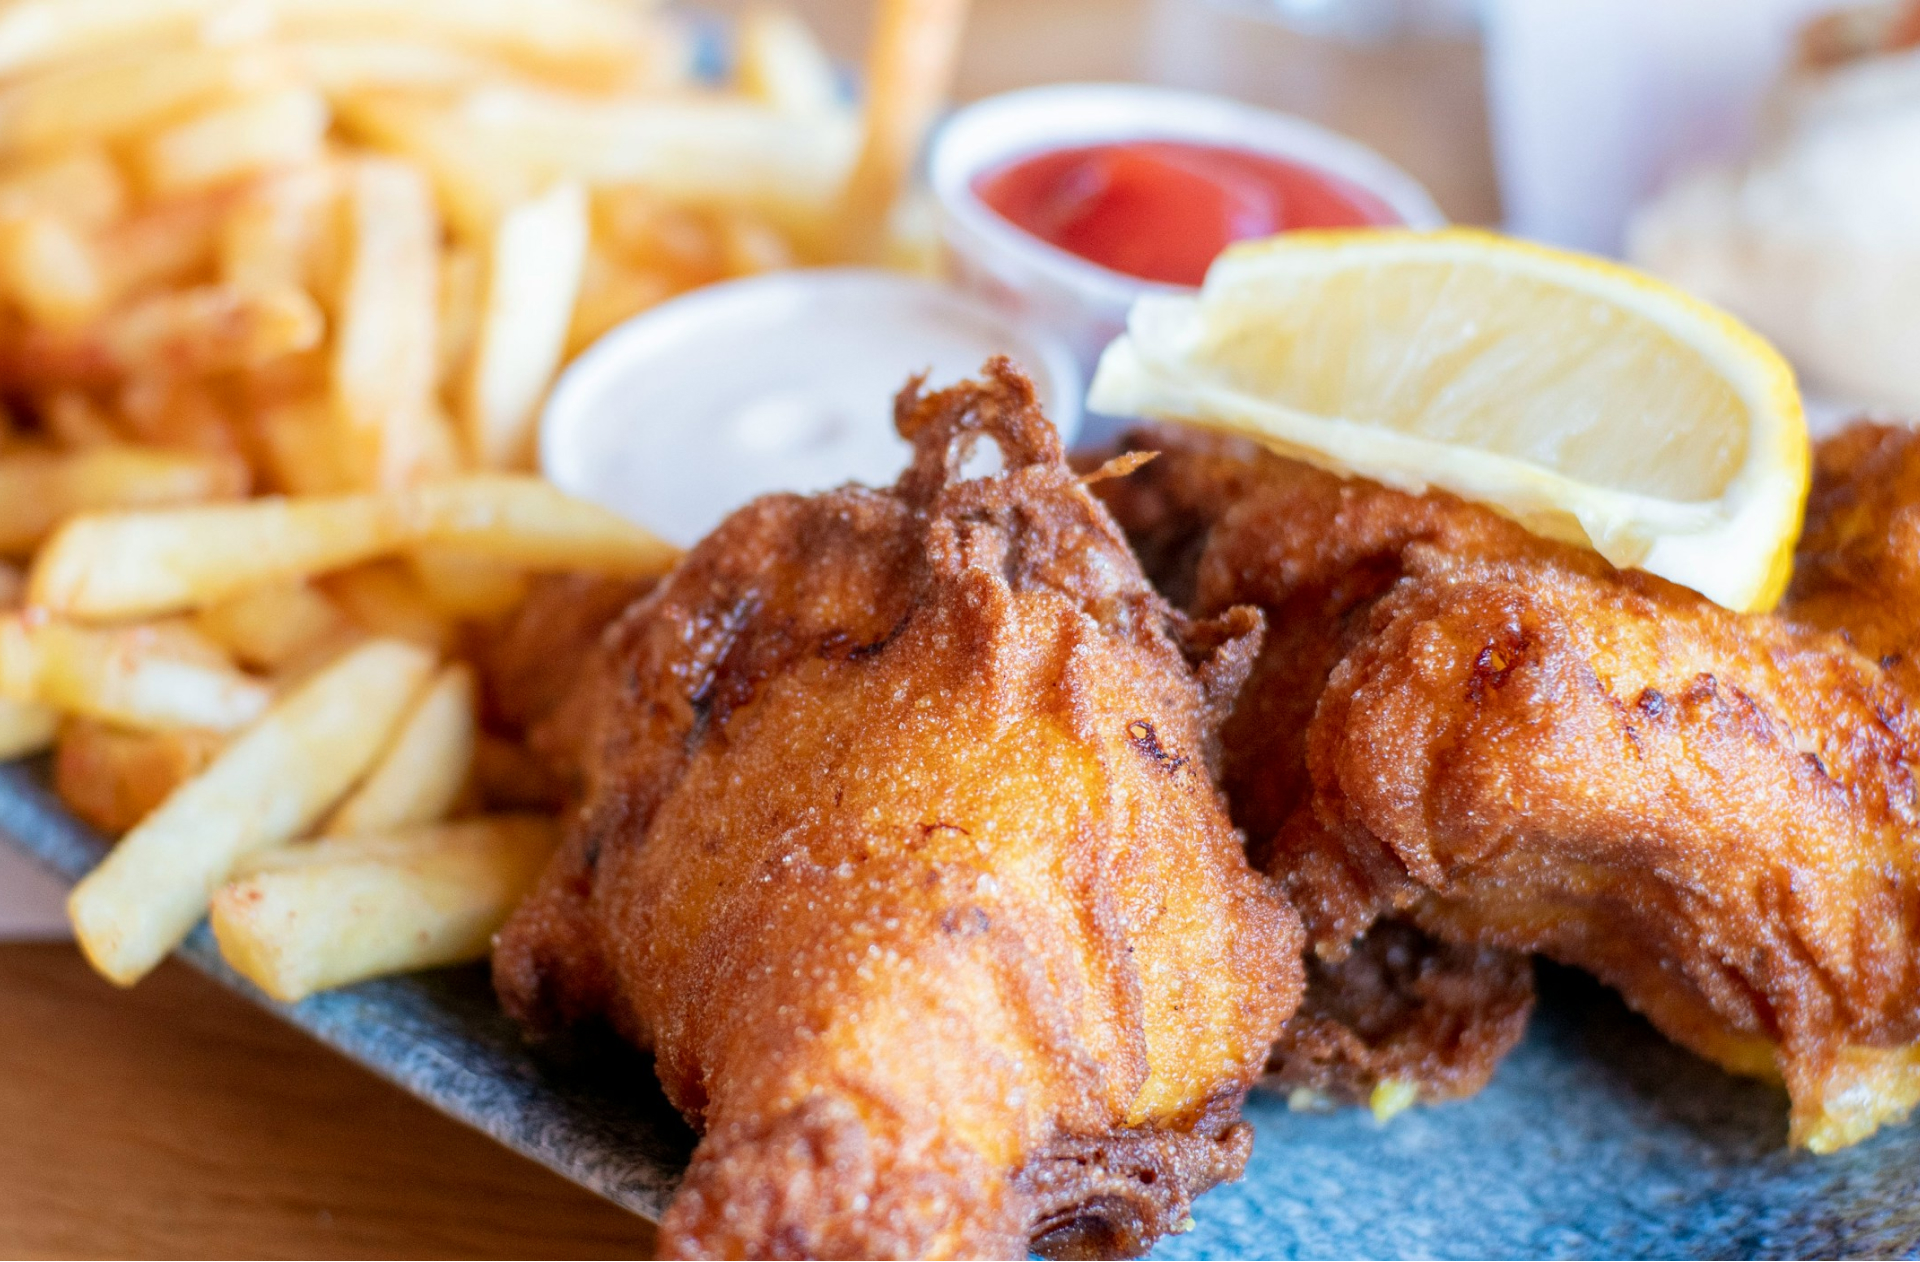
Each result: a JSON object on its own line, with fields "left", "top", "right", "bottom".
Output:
{"left": 472, "top": 572, "right": 659, "bottom": 737}
{"left": 1292, "top": 531, "right": 1920, "bottom": 1152}
{"left": 1094, "top": 428, "right": 1539, "bottom": 1109}
{"left": 493, "top": 364, "right": 1303, "bottom": 1260}
{"left": 1265, "top": 922, "right": 1534, "bottom": 1113}
{"left": 1787, "top": 421, "right": 1920, "bottom": 690}
{"left": 1095, "top": 427, "right": 1551, "bottom": 842}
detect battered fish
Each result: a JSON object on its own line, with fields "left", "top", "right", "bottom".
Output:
{"left": 493, "top": 363, "right": 1303, "bottom": 1259}
{"left": 1265, "top": 921, "right": 1534, "bottom": 1114}
{"left": 1786, "top": 420, "right": 1920, "bottom": 689}
{"left": 1292, "top": 508, "right": 1920, "bottom": 1152}
{"left": 1095, "top": 428, "right": 1540, "bottom": 1110}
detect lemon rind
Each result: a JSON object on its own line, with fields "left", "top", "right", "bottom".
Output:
{"left": 1089, "top": 229, "right": 1809, "bottom": 612}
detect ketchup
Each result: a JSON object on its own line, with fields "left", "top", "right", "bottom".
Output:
{"left": 974, "top": 141, "right": 1399, "bottom": 287}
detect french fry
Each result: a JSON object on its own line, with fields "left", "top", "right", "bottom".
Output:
{"left": 0, "top": 148, "right": 127, "bottom": 230}
{"left": 469, "top": 87, "right": 859, "bottom": 214}
{"left": 343, "top": 88, "right": 858, "bottom": 234}
{"left": 30, "top": 474, "right": 678, "bottom": 619}
{"left": 135, "top": 87, "right": 331, "bottom": 198}
{"left": 567, "top": 247, "right": 674, "bottom": 353}
{"left": 0, "top": 212, "right": 104, "bottom": 329}
{"left": 194, "top": 580, "right": 348, "bottom": 671}
{"left": 107, "top": 283, "right": 324, "bottom": 378}
{"left": 218, "top": 164, "right": 342, "bottom": 299}
{"left": 408, "top": 545, "right": 528, "bottom": 619}
{"left": 0, "top": 560, "right": 20, "bottom": 606}
{"left": 835, "top": 0, "right": 973, "bottom": 263}
{"left": 323, "top": 661, "right": 474, "bottom": 835}
{"left": 330, "top": 157, "right": 449, "bottom": 489}
{"left": 0, "top": 1, "right": 229, "bottom": 75}
{"left": 592, "top": 185, "right": 722, "bottom": 279}
{"left": 276, "top": 0, "right": 666, "bottom": 92}
{"left": 115, "top": 377, "right": 245, "bottom": 457}
{"left": 0, "top": 697, "right": 57, "bottom": 760}
{"left": 288, "top": 38, "right": 530, "bottom": 97}
{"left": 95, "top": 187, "right": 237, "bottom": 305}
{"left": 67, "top": 636, "right": 436, "bottom": 985}
{"left": 0, "top": 43, "right": 292, "bottom": 159}
{"left": 331, "top": 91, "right": 539, "bottom": 240}
{"left": 236, "top": 343, "right": 329, "bottom": 409}
{"left": 0, "top": 613, "right": 271, "bottom": 732}
{"left": 54, "top": 718, "right": 221, "bottom": 834}
{"left": 209, "top": 814, "right": 558, "bottom": 1002}
{"left": 738, "top": 6, "right": 842, "bottom": 115}
{"left": 0, "top": 444, "right": 248, "bottom": 553}
{"left": 41, "top": 390, "right": 121, "bottom": 448}
{"left": 435, "top": 241, "right": 482, "bottom": 392}
{"left": 718, "top": 208, "right": 798, "bottom": 277}
{"left": 253, "top": 395, "right": 347, "bottom": 495}
{"left": 320, "top": 560, "right": 452, "bottom": 652}
{"left": 462, "top": 182, "right": 587, "bottom": 469}
{"left": 0, "top": 0, "right": 668, "bottom": 87}
{"left": 0, "top": 283, "right": 325, "bottom": 391}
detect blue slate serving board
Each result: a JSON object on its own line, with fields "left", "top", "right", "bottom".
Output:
{"left": 6, "top": 757, "right": 1919, "bottom": 1260}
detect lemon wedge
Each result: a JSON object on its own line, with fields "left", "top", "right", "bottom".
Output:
{"left": 1088, "top": 228, "right": 1808, "bottom": 611}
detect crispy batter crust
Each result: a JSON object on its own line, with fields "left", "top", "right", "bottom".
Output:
{"left": 1266, "top": 922, "right": 1534, "bottom": 1108}
{"left": 1297, "top": 531, "right": 1920, "bottom": 1148}
{"left": 1094, "top": 428, "right": 1540, "bottom": 1109}
{"left": 493, "top": 364, "right": 1302, "bottom": 1259}
{"left": 1787, "top": 421, "right": 1920, "bottom": 691}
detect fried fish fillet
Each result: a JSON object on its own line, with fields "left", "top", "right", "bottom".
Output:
{"left": 1786, "top": 421, "right": 1920, "bottom": 689}
{"left": 1289, "top": 487, "right": 1920, "bottom": 1151}
{"left": 1094, "top": 428, "right": 1540, "bottom": 1109}
{"left": 493, "top": 364, "right": 1303, "bottom": 1260}
{"left": 1264, "top": 920, "right": 1534, "bottom": 1115}
{"left": 1104, "top": 422, "right": 1920, "bottom": 1147}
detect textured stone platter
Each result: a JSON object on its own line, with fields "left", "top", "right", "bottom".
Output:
{"left": 7, "top": 756, "right": 1920, "bottom": 1260}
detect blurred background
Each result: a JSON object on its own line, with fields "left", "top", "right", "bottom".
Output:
{"left": 702, "top": 0, "right": 1851, "bottom": 245}
{"left": 708, "top": 0, "right": 1920, "bottom": 419}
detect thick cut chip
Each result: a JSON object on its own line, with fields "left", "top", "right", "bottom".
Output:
{"left": 66, "top": 637, "right": 435, "bottom": 985}
{"left": 330, "top": 158, "right": 448, "bottom": 489}
{"left": 193, "top": 580, "right": 348, "bottom": 671}
{"left": 0, "top": 44, "right": 289, "bottom": 158}
{"left": 0, "top": 445, "right": 248, "bottom": 554}
{"left": 29, "top": 474, "right": 679, "bottom": 619}
{"left": 322, "top": 662, "right": 475, "bottom": 836}
{"left": 462, "top": 182, "right": 587, "bottom": 469}
{"left": 0, "top": 613, "right": 270, "bottom": 731}
{"left": 0, "top": 212, "right": 104, "bottom": 328}
{"left": 54, "top": 719, "right": 222, "bottom": 834}
{"left": 211, "top": 815, "right": 558, "bottom": 1002}
{"left": 0, "top": 696, "right": 57, "bottom": 759}
{"left": 135, "top": 87, "right": 330, "bottom": 197}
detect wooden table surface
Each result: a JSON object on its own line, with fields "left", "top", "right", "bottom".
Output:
{"left": 0, "top": 3, "right": 1497, "bottom": 1257}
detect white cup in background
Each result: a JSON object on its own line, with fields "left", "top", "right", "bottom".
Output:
{"left": 1482, "top": 0, "right": 1843, "bottom": 256}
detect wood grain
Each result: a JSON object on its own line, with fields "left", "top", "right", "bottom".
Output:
{"left": 0, "top": 945, "right": 656, "bottom": 1259}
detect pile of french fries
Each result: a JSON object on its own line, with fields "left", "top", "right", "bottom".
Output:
{"left": 0, "top": 0, "right": 917, "bottom": 1002}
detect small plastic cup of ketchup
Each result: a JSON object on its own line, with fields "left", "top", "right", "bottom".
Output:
{"left": 930, "top": 83, "right": 1445, "bottom": 379}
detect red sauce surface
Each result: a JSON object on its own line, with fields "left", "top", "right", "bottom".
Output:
{"left": 974, "top": 140, "right": 1400, "bottom": 287}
